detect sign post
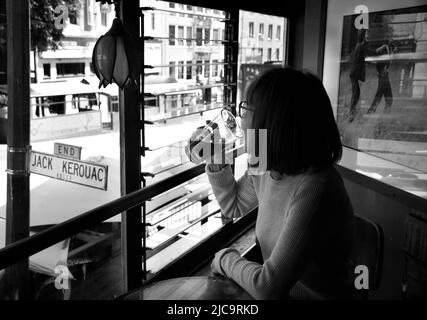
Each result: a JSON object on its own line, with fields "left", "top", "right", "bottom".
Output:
{"left": 30, "top": 151, "right": 108, "bottom": 191}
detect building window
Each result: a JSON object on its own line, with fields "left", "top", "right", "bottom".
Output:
{"left": 186, "top": 61, "right": 192, "bottom": 79}
{"left": 197, "top": 7, "right": 203, "bottom": 12}
{"left": 69, "top": 5, "right": 78, "bottom": 25}
{"left": 212, "top": 60, "right": 218, "bottom": 77}
{"left": 169, "top": 2, "right": 175, "bottom": 8}
{"left": 169, "top": 25, "right": 175, "bottom": 45}
{"left": 259, "top": 23, "right": 264, "bottom": 39}
{"left": 43, "top": 63, "right": 51, "bottom": 78}
{"left": 267, "top": 48, "right": 272, "bottom": 61}
{"left": 249, "top": 22, "right": 254, "bottom": 38}
{"left": 56, "top": 63, "right": 85, "bottom": 78}
{"left": 204, "top": 28, "right": 210, "bottom": 45}
{"left": 213, "top": 9, "right": 219, "bottom": 14}
{"left": 276, "top": 48, "right": 280, "bottom": 60}
{"left": 169, "top": 61, "right": 175, "bottom": 78}
{"left": 178, "top": 26, "right": 184, "bottom": 46}
{"left": 186, "top": 27, "right": 192, "bottom": 46}
{"left": 196, "top": 28, "right": 203, "bottom": 46}
{"left": 179, "top": 4, "right": 184, "bottom": 10}
{"left": 268, "top": 24, "right": 273, "bottom": 40}
{"left": 196, "top": 60, "right": 202, "bottom": 76}
{"left": 213, "top": 29, "right": 219, "bottom": 42}
{"left": 151, "top": 13, "right": 155, "bottom": 30}
{"left": 178, "top": 61, "right": 184, "bottom": 79}
{"left": 258, "top": 48, "right": 263, "bottom": 59}
{"left": 204, "top": 60, "right": 210, "bottom": 78}
{"left": 86, "top": 0, "right": 94, "bottom": 26}
{"left": 187, "top": 5, "right": 192, "bottom": 11}
{"left": 277, "top": 25, "right": 281, "bottom": 40}
{"left": 252, "top": 48, "right": 256, "bottom": 56}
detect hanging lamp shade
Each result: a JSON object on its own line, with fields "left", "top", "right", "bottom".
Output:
{"left": 92, "top": 18, "right": 143, "bottom": 89}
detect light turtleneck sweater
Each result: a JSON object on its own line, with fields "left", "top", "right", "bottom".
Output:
{"left": 206, "top": 164, "right": 355, "bottom": 300}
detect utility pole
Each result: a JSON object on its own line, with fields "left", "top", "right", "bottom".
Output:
{"left": 5, "top": 0, "right": 31, "bottom": 299}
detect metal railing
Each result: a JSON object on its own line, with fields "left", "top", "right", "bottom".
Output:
{"left": 0, "top": 164, "right": 206, "bottom": 270}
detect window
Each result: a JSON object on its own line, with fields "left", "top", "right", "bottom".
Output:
{"left": 213, "top": 29, "right": 219, "bottom": 42}
{"left": 86, "top": 0, "right": 94, "bottom": 26}
{"left": 268, "top": 24, "right": 273, "bottom": 40}
{"left": 186, "top": 27, "right": 192, "bottom": 46}
{"left": 197, "top": 7, "right": 203, "bottom": 12}
{"left": 169, "top": 2, "right": 175, "bottom": 8}
{"left": 43, "top": 63, "right": 51, "bottom": 78}
{"left": 213, "top": 9, "right": 219, "bottom": 14}
{"left": 178, "top": 26, "right": 184, "bottom": 46}
{"left": 186, "top": 60, "right": 192, "bottom": 79}
{"left": 179, "top": 4, "right": 184, "bottom": 10}
{"left": 196, "top": 28, "right": 203, "bottom": 46}
{"left": 151, "top": 13, "right": 155, "bottom": 30}
{"left": 169, "top": 25, "right": 175, "bottom": 45}
{"left": 56, "top": 63, "right": 85, "bottom": 78}
{"left": 204, "top": 28, "right": 210, "bottom": 45}
{"left": 187, "top": 5, "right": 192, "bottom": 10}
{"left": 276, "top": 25, "right": 281, "bottom": 40}
{"left": 196, "top": 60, "right": 202, "bottom": 76}
{"left": 249, "top": 22, "right": 254, "bottom": 38}
{"left": 212, "top": 60, "right": 218, "bottom": 77}
{"left": 276, "top": 48, "right": 280, "bottom": 60}
{"left": 258, "top": 48, "right": 263, "bottom": 59}
{"left": 69, "top": 6, "right": 78, "bottom": 25}
{"left": 204, "top": 60, "right": 210, "bottom": 78}
{"left": 169, "top": 61, "right": 175, "bottom": 78}
{"left": 267, "top": 48, "right": 272, "bottom": 61}
{"left": 259, "top": 23, "right": 264, "bottom": 39}
{"left": 178, "top": 61, "right": 184, "bottom": 79}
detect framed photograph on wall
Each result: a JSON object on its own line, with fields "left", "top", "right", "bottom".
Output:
{"left": 336, "top": 5, "right": 427, "bottom": 172}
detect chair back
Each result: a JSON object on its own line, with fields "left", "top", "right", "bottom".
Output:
{"left": 349, "top": 215, "right": 384, "bottom": 295}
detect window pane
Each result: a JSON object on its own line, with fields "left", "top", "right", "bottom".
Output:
{"left": 178, "top": 26, "right": 184, "bottom": 45}
{"left": 169, "top": 25, "right": 175, "bottom": 45}
{"left": 186, "top": 27, "right": 192, "bottom": 45}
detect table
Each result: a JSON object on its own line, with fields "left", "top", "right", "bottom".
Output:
{"left": 120, "top": 276, "right": 253, "bottom": 300}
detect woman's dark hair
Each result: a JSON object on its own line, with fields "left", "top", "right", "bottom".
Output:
{"left": 246, "top": 66, "right": 342, "bottom": 175}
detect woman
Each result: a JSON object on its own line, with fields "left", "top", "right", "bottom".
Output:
{"left": 189, "top": 67, "right": 355, "bottom": 299}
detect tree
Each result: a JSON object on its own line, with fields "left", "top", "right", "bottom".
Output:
{"left": 0, "top": 0, "right": 78, "bottom": 84}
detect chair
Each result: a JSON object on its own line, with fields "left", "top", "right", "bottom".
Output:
{"left": 349, "top": 215, "right": 384, "bottom": 299}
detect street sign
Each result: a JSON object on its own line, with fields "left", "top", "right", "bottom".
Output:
{"left": 54, "top": 142, "right": 82, "bottom": 160}
{"left": 30, "top": 151, "right": 108, "bottom": 190}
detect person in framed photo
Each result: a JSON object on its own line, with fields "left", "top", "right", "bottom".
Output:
{"left": 348, "top": 29, "right": 368, "bottom": 122}
{"left": 367, "top": 40, "right": 397, "bottom": 115}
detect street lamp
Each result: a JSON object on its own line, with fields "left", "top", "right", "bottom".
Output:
{"left": 92, "top": 0, "right": 143, "bottom": 89}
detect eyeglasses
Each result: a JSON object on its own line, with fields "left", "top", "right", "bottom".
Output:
{"left": 238, "top": 100, "right": 254, "bottom": 118}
